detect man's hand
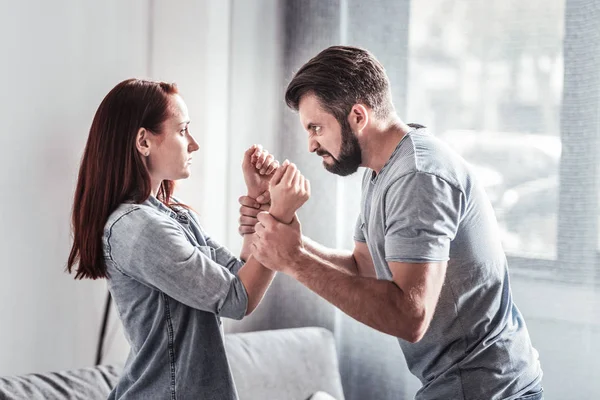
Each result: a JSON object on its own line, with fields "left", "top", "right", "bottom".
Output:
{"left": 252, "top": 212, "right": 305, "bottom": 273}
{"left": 242, "top": 144, "right": 279, "bottom": 199}
{"left": 238, "top": 195, "right": 270, "bottom": 236}
{"left": 269, "top": 161, "right": 310, "bottom": 224}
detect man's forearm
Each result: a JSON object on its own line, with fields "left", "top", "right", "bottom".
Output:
{"left": 301, "top": 236, "right": 358, "bottom": 275}
{"left": 288, "top": 249, "right": 422, "bottom": 341}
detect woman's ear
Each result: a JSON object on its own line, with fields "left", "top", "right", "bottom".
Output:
{"left": 348, "top": 104, "right": 369, "bottom": 133}
{"left": 136, "top": 127, "right": 151, "bottom": 157}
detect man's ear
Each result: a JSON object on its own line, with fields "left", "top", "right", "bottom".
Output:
{"left": 348, "top": 104, "right": 369, "bottom": 133}
{"left": 136, "top": 127, "right": 151, "bottom": 157}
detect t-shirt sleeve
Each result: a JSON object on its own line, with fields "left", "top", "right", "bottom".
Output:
{"left": 353, "top": 214, "right": 367, "bottom": 243}
{"left": 384, "top": 172, "right": 464, "bottom": 263}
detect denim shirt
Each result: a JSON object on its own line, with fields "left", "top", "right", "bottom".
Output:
{"left": 103, "top": 196, "right": 248, "bottom": 400}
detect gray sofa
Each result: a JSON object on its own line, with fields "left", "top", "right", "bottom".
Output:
{"left": 0, "top": 327, "right": 344, "bottom": 400}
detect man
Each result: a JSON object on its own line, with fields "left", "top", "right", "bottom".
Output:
{"left": 240, "top": 46, "right": 543, "bottom": 400}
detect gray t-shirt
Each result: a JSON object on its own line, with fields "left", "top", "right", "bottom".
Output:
{"left": 354, "top": 127, "right": 542, "bottom": 400}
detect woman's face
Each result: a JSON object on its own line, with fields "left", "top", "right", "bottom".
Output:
{"left": 145, "top": 94, "right": 199, "bottom": 184}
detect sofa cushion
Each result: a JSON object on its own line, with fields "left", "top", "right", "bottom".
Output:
{"left": 226, "top": 327, "right": 344, "bottom": 400}
{"left": 0, "top": 364, "right": 120, "bottom": 400}
{"left": 0, "top": 327, "right": 344, "bottom": 400}
{"left": 308, "top": 391, "right": 339, "bottom": 400}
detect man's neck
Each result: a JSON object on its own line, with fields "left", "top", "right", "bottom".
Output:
{"left": 361, "top": 117, "right": 412, "bottom": 174}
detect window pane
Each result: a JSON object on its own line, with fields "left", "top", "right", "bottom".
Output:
{"left": 407, "top": 0, "right": 565, "bottom": 259}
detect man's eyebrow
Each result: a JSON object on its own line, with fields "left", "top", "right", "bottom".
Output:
{"left": 179, "top": 120, "right": 190, "bottom": 125}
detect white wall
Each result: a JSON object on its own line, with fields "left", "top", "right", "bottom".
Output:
{"left": 0, "top": 0, "right": 147, "bottom": 376}
{"left": 150, "top": 0, "right": 233, "bottom": 245}
{"left": 0, "top": 0, "right": 232, "bottom": 376}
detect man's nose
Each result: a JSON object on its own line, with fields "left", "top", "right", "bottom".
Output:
{"left": 308, "top": 137, "right": 319, "bottom": 153}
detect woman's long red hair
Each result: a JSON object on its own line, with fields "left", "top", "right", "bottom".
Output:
{"left": 67, "top": 78, "right": 180, "bottom": 280}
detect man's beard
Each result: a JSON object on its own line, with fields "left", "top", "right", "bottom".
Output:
{"left": 317, "top": 120, "right": 362, "bottom": 176}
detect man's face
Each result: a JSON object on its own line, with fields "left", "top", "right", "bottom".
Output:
{"left": 298, "top": 93, "right": 362, "bottom": 176}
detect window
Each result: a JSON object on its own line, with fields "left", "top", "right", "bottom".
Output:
{"left": 407, "top": 0, "right": 565, "bottom": 260}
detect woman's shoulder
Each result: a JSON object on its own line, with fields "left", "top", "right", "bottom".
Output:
{"left": 104, "top": 201, "right": 165, "bottom": 236}
{"left": 169, "top": 198, "right": 202, "bottom": 225}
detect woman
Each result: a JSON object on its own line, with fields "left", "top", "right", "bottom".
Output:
{"left": 67, "top": 78, "right": 309, "bottom": 399}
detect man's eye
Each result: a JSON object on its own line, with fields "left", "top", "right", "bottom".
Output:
{"left": 313, "top": 126, "right": 321, "bottom": 134}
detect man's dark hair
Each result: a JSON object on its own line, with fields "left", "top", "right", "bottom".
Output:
{"left": 285, "top": 46, "right": 394, "bottom": 125}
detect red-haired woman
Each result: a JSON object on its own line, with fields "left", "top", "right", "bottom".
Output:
{"left": 67, "top": 78, "right": 308, "bottom": 399}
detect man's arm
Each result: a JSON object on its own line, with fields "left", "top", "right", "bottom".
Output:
{"left": 240, "top": 206, "right": 375, "bottom": 277}
{"left": 238, "top": 193, "right": 375, "bottom": 277}
{"left": 253, "top": 213, "right": 446, "bottom": 342}
{"left": 302, "top": 208, "right": 375, "bottom": 276}
{"left": 291, "top": 248, "right": 446, "bottom": 342}
{"left": 301, "top": 237, "right": 376, "bottom": 278}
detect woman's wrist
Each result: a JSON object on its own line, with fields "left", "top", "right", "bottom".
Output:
{"left": 269, "top": 205, "right": 294, "bottom": 224}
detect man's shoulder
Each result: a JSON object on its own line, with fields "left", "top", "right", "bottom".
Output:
{"left": 400, "top": 130, "right": 473, "bottom": 193}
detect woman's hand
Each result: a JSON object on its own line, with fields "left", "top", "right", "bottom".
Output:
{"left": 242, "top": 145, "right": 279, "bottom": 200}
{"left": 268, "top": 161, "right": 311, "bottom": 224}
